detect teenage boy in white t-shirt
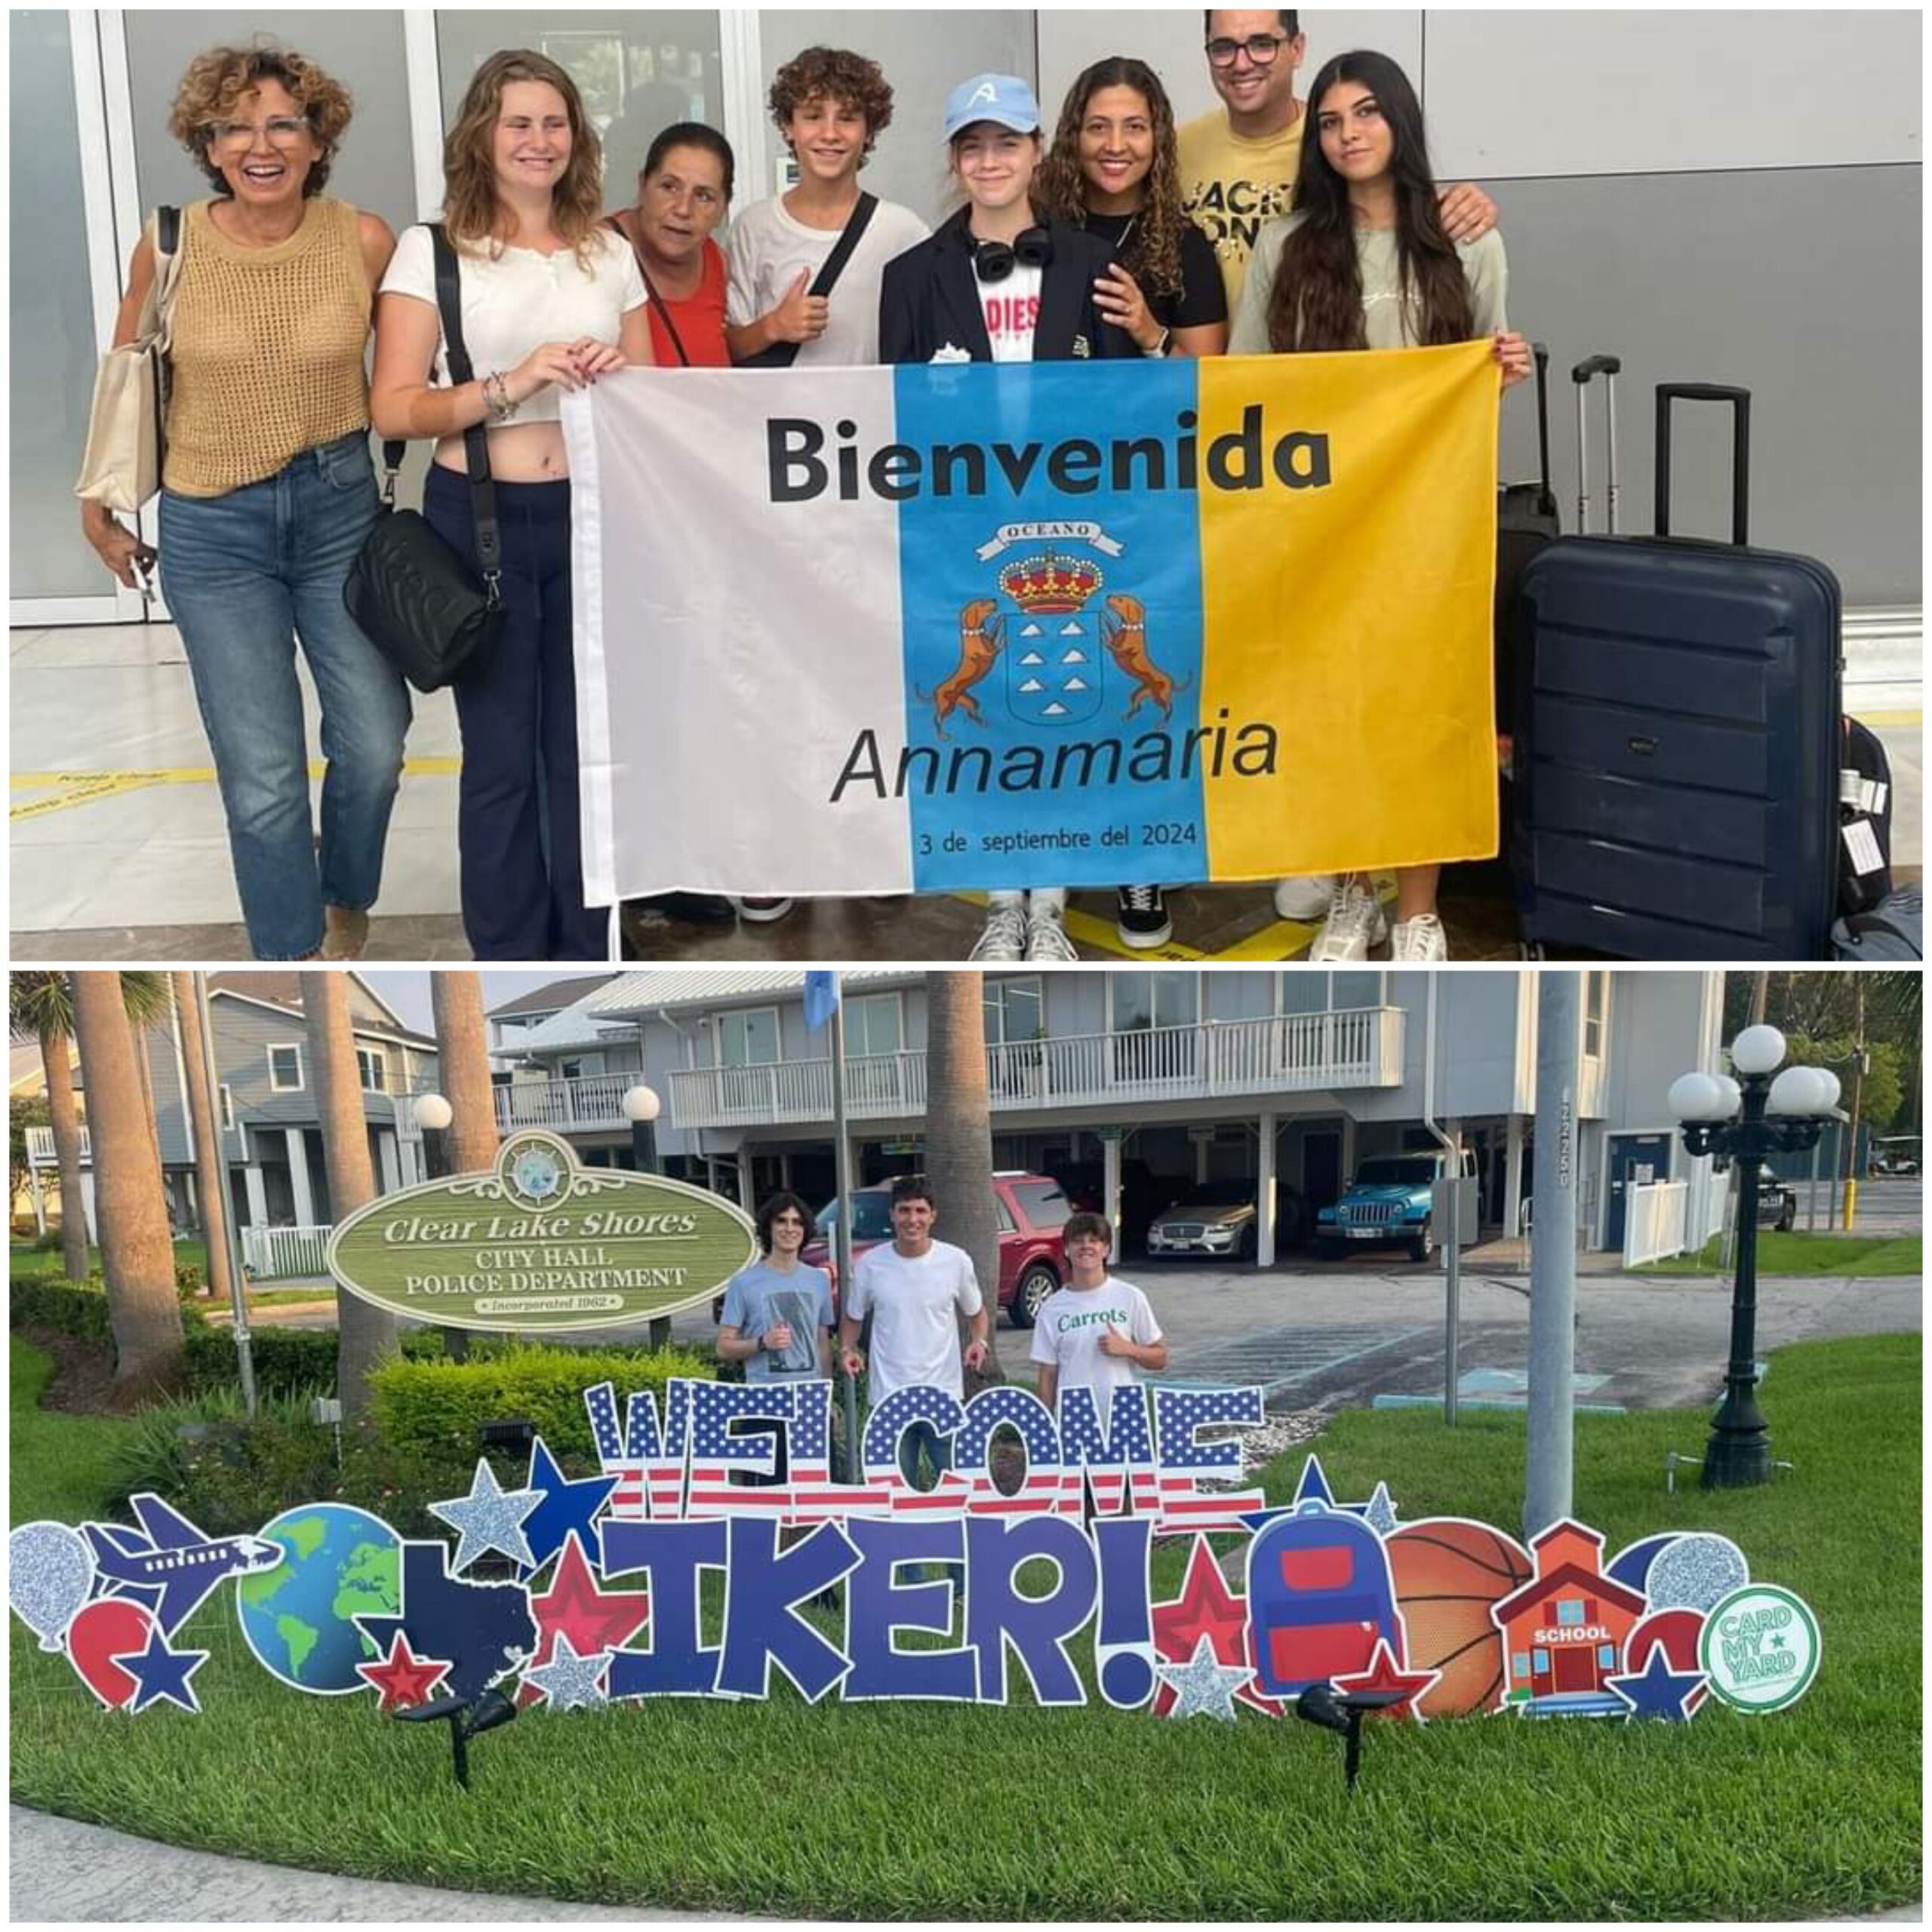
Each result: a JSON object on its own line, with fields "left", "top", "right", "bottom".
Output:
{"left": 838, "top": 1177, "right": 988, "bottom": 1487}
{"left": 1030, "top": 1211, "right": 1168, "bottom": 1411}
{"left": 724, "top": 45, "right": 929, "bottom": 371}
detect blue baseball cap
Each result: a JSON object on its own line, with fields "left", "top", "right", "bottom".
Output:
{"left": 943, "top": 73, "right": 1043, "bottom": 142}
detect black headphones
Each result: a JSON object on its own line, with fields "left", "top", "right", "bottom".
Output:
{"left": 970, "top": 225, "right": 1054, "bottom": 283}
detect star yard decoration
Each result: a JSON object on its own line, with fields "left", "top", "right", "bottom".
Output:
{"left": 520, "top": 1437, "right": 619, "bottom": 1575}
{"left": 524, "top": 1632, "right": 612, "bottom": 1713}
{"left": 430, "top": 1457, "right": 543, "bottom": 1573}
{"left": 1333, "top": 1638, "right": 1440, "bottom": 1723}
{"left": 111, "top": 1626, "right": 209, "bottom": 1715}
{"left": 1151, "top": 1536, "right": 1280, "bottom": 1717}
{"left": 1606, "top": 1647, "right": 1706, "bottom": 1723}
{"left": 520, "top": 1532, "right": 651, "bottom": 1708}
{"left": 1361, "top": 1481, "right": 1401, "bottom": 1535}
{"left": 355, "top": 1629, "right": 453, "bottom": 1713}
{"left": 1155, "top": 1635, "right": 1251, "bottom": 1721}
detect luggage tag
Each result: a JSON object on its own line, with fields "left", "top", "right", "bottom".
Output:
{"left": 1841, "top": 818, "right": 1885, "bottom": 877}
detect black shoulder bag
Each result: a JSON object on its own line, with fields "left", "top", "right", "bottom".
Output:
{"left": 605, "top": 216, "right": 694, "bottom": 368}
{"left": 740, "top": 192, "right": 878, "bottom": 368}
{"left": 343, "top": 224, "right": 503, "bottom": 694}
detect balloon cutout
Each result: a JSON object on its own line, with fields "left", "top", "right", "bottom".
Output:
{"left": 66, "top": 1599, "right": 158, "bottom": 1710}
{"left": 9, "top": 1521, "right": 95, "bottom": 1650}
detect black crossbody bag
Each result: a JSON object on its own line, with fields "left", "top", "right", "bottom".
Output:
{"left": 739, "top": 192, "right": 878, "bottom": 368}
{"left": 343, "top": 224, "right": 503, "bottom": 694}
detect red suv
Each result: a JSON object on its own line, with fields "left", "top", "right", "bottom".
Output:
{"left": 801, "top": 1173, "right": 1072, "bottom": 1327}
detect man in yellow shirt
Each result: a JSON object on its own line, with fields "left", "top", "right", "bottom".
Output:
{"left": 1179, "top": 8, "right": 1497, "bottom": 309}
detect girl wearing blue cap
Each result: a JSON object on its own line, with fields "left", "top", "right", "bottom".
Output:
{"left": 881, "top": 73, "right": 1138, "bottom": 962}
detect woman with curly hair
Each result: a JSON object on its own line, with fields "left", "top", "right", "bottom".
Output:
{"left": 724, "top": 45, "right": 929, "bottom": 369}
{"left": 1038, "top": 55, "right": 1229, "bottom": 365}
{"left": 1231, "top": 49, "right": 1531, "bottom": 965}
{"left": 78, "top": 44, "right": 410, "bottom": 960}
{"left": 372, "top": 49, "right": 651, "bottom": 959}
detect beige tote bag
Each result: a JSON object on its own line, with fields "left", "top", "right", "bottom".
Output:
{"left": 73, "top": 207, "right": 184, "bottom": 513}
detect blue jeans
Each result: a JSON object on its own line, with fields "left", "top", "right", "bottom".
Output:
{"left": 423, "top": 466, "right": 606, "bottom": 959}
{"left": 158, "top": 433, "right": 410, "bottom": 958}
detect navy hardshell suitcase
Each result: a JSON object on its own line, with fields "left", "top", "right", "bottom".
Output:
{"left": 1510, "top": 374, "right": 1843, "bottom": 960}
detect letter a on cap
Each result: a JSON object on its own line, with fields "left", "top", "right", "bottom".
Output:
{"left": 970, "top": 82, "right": 997, "bottom": 105}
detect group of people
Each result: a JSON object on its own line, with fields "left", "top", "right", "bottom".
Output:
{"left": 719, "top": 1177, "right": 1168, "bottom": 1494}
{"left": 81, "top": 11, "right": 1528, "bottom": 966}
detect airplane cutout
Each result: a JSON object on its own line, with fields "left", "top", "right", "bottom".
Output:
{"left": 84, "top": 1494, "right": 284, "bottom": 1635}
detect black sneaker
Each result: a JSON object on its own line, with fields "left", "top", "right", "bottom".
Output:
{"left": 632, "top": 893, "right": 736, "bottom": 925}
{"left": 1115, "top": 884, "right": 1171, "bottom": 949}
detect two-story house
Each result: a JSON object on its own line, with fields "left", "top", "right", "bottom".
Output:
{"left": 23, "top": 973, "right": 440, "bottom": 1247}
{"left": 469, "top": 968, "right": 1728, "bottom": 1261}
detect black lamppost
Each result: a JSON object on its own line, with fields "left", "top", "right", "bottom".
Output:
{"left": 623, "top": 1084, "right": 669, "bottom": 1349}
{"left": 1667, "top": 1026, "right": 1841, "bottom": 1489}
{"left": 411, "top": 1093, "right": 464, "bottom": 1360}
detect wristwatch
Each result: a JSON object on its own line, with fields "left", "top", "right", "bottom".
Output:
{"left": 1141, "top": 327, "right": 1172, "bottom": 359}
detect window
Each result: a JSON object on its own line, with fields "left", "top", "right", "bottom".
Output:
{"left": 356, "top": 1046, "right": 387, "bottom": 1094}
{"left": 220, "top": 1085, "right": 235, "bottom": 1131}
{"left": 1556, "top": 1599, "right": 1585, "bottom": 1626}
{"left": 844, "top": 993, "right": 903, "bottom": 1059}
{"left": 718, "top": 1008, "right": 780, "bottom": 1067}
{"left": 1112, "top": 973, "right": 1198, "bottom": 1081}
{"left": 1008, "top": 1180, "right": 1072, "bottom": 1229}
{"left": 1598, "top": 1644, "right": 1617, "bottom": 1669}
{"left": 982, "top": 977, "right": 1042, "bottom": 1044}
{"left": 1512, "top": 1651, "right": 1531, "bottom": 1678}
{"left": 1280, "top": 971, "right": 1383, "bottom": 1015}
{"left": 1531, "top": 1648, "right": 1550, "bottom": 1673}
{"left": 268, "top": 1044, "right": 303, "bottom": 1093}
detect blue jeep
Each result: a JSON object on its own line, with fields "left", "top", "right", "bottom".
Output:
{"left": 1315, "top": 1150, "right": 1475, "bottom": 1263}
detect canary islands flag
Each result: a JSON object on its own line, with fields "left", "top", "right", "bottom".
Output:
{"left": 563, "top": 343, "right": 1499, "bottom": 904}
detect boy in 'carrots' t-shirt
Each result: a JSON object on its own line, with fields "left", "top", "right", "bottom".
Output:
{"left": 1030, "top": 1212, "right": 1168, "bottom": 1411}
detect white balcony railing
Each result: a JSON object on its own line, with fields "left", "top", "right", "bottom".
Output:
{"left": 24, "top": 1125, "right": 90, "bottom": 1166}
{"left": 667, "top": 1008, "right": 1403, "bottom": 1131}
{"left": 240, "top": 1223, "right": 332, "bottom": 1280}
{"left": 464, "top": 1073, "right": 637, "bottom": 1134}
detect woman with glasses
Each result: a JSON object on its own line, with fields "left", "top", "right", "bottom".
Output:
{"left": 1230, "top": 48, "right": 1531, "bottom": 964}
{"left": 372, "top": 49, "right": 651, "bottom": 961}
{"left": 79, "top": 45, "right": 411, "bottom": 960}
{"left": 1038, "top": 54, "right": 1229, "bottom": 952}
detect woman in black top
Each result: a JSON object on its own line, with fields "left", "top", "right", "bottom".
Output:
{"left": 1038, "top": 55, "right": 1229, "bottom": 361}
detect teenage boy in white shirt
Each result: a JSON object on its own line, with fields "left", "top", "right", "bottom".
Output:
{"left": 838, "top": 1176, "right": 988, "bottom": 1487}
{"left": 1031, "top": 1211, "right": 1168, "bottom": 1411}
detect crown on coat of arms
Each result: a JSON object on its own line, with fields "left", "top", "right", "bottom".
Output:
{"left": 998, "top": 549, "right": 1103, "bottom": 614}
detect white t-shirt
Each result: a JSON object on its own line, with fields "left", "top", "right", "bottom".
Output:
{"left": 380, "top": 224, "right": 648, "bottom": 424}
{"left": 980, "top": 260, "right": 1043, "bottom": 364}
{"left": 724, "top": 193, "right": 930, "bottom": 368}
{"left": 1029, "top": 1275, "right": 1164, "bottom": 1401}
{"left": 848, "top": 1238, "right": 983, "bottom": 1407}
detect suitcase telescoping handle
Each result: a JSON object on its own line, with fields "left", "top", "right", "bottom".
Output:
{"left": 1655, "top": 383, "right": 1751, "bottom": 547}
{"left": 1530, "top": 343, "right": 1556, "bottom": 520}
{"left": 1571, "top": 354, "right": 1621, "bottom": 536}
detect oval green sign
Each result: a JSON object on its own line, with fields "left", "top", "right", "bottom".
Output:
{"left": 326, "top": 1129, "right": 757, "bottom": 1334}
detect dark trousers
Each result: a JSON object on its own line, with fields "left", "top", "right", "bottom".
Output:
{"left": 424, "top": 466, "right": 606, "bottom": 959}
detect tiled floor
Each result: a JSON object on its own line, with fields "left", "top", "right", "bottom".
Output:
{"left": 9, "top": 620, "right": 1921, "bottom": 963}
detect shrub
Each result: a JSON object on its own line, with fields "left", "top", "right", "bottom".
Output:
{"left": 11, "top": 1272, "right": 113, "bottom": 1342}
{"left": 371, "top": 1343, "right": 715, "bottom": 1461}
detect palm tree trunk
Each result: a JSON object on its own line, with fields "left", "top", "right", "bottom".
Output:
{"left": 307, "top": 974, "right": 397, "bottom": 1418}
{"left": 432, "top": 972, "right": 500, "bottom": 1171}
{"left": 41, "top": 1026, "right": 90, "bottom": 1280}
{"left": 171, "top": 974, "right": 237, "bottom": 1310}
{"left": 69, "top": 973, "right": 184, "bottom": 1393}
{"left": 924, "top": 971, "right": 1003, "bottom": 1382}
{"left": 133, "top": 1014, "right": 162, "bottom": 1168}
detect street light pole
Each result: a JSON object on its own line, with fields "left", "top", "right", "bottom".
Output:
{"left": 412, "top": 1093, "right": 463, "bottom": 1361}
{"left": 1669, "top": 1028, "right": 1838, "bottom": 1489}
{"left": 623, "top": 1085, "right": 669, "bottom": 1349}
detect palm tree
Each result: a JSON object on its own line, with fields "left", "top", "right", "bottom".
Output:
{"left": 431, "top": 973, "right": 500, "bottom": 1171}
{"left": 923, "top": 972, "right": 1003, "bottom": 1383}
{"left": 171, "top": 974, "right": 237, "bottom": 1310}
{"left": 11, "top": 971, "right": 168, "bottom": 1280}
{"left": 306, "top": 973, "right": 397, "bottom": 1418}
{"left": 68, "top": 973, "right": 183, "bottom": 1392}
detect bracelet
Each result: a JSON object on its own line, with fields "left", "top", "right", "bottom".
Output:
{"left": 1140, "top": 327, "right": 1171, "bottom": 359}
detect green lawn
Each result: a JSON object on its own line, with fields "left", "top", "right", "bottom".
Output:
{"left": 8, "top": 1334, "right": 1921, "bottom": 1920}
{"left": 10, "top": 1237, "right": 211, "bottom": 1281}
{"left": 9, "top": 1343, "right": 137, "bottom": 1524}
{"left": 1639, "top": 1232, "right": 1921, "bottom": 1276}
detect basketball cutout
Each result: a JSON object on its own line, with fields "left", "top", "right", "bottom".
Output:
{"left": 1387, "top": 1518, "right": 1534, "bottom": 1717}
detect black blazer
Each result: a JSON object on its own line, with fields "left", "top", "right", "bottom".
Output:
{"left": 878, "top": 208, "right": 1139, "bottom": 366}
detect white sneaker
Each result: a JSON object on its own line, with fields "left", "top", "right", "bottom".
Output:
{"left": 969, "top": 903, "right": 1027, "bottom": 962}
{"left": 1025, "top": 903, "right": 1079, "bottom": 962}
{"left": 1391, "top": 912, "right": 1448, "bottom": 962}
{"left": 1273, "top": 874, "right": 1337, "bottom": 922}
{"left": 1309, "top": 881, "right": 1389, "bottom": 961}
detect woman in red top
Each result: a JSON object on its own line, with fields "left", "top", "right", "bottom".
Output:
{"left": 605, "top": 121, "right": 732, "bottom": 367}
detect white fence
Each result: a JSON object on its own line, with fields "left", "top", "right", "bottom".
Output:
{"left": 1623, "top": 1180, "right": 1690, "bottom": 1268}
{"left": 23, "top": 1124, "right": 91, "bottom": 1165}
{"left": 241, "top": 1223, "right": 332, "bottom": 1280}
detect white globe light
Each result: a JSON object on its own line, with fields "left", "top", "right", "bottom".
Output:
{"left": 1730, "top": 1024, "right": 1787, "bottom": 1076}
{"left": 1812, "top": 1068, "right": 1841, "bottom": 1110}
{"left": 1667, "top": 1072, "right": 1728, "bottom": 1122}
{"left": 622, "top": 1084, "right": 661, "bottom": 1124}
{"left": 1712, "top": 1075, "right": 1743, "bottom": 1118}
{"left": 414, "top": 1092, "right": 452, "bottom": 1131}
{"left": 1767, "top": 1066, "right": 1825, "bottom": 1116}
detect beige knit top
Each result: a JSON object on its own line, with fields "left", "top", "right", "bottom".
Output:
{"left": 164, "top": 198, "right": 371, "bottom": 497}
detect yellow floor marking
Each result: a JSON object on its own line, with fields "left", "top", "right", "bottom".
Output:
{"left": 1854, "top": 710, "right": 1921, "bottom": 729}
{"left": 9, "top": 757, "right": 463, "bottom": 822}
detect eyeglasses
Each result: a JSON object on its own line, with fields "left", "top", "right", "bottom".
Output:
{"left": 1206, "top": 32, "right": 1290, "bottom": 68}
{"left": 209, "top": 116, "right": 311, "bottom": 149}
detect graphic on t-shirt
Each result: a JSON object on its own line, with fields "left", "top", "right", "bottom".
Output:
{"left": 1183, "top": 176, "right": 1296, "bottom": 267}
{"left": 983, "top": 289, "right": 1040, "bottom": 349}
